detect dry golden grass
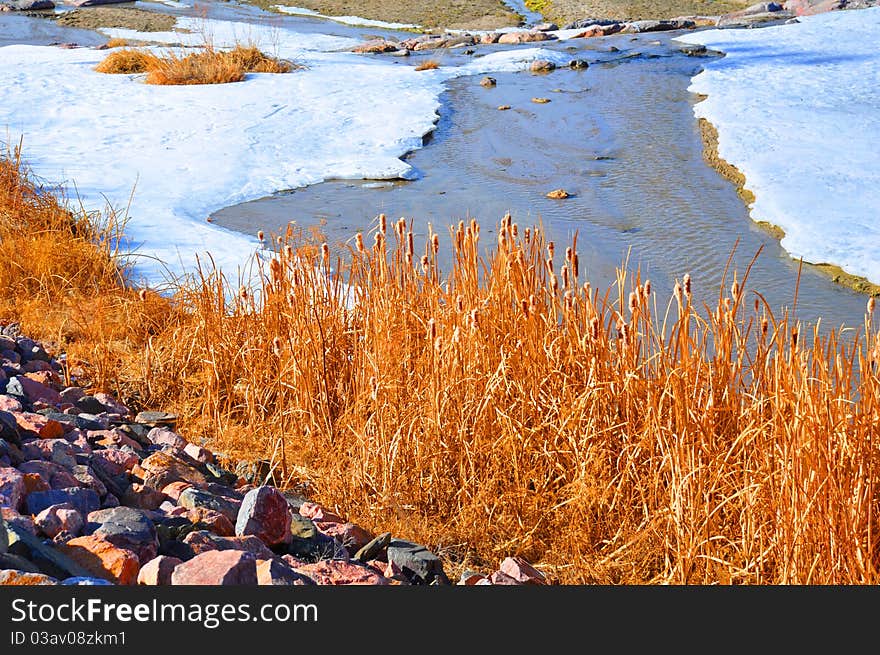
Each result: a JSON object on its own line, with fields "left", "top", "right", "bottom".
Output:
{"left": 95, "top": 45, "right": 294, "bottom": 85}
{"left": 104, "top": 38, "right": 129, "bottom": 49}
{"left": 415, "top": 59, "right": 440, "bottom": 71}
{"left": 5, "top": 149, "right": 880, "bottom": 584}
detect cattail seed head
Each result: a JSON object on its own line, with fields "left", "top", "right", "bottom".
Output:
{"left": 421, "top": 255, "right": 430, "bottom": 273}
{"left": 868, "top": 296, "right": 876, "bottom": 315}
{"left": 547, "top": 241, "right": 555, "bottom": 262}
{"left": 572, "top": 253, "right": 579, "bottom": 280}
{"left": 524, "top": 227, "right": 531, "bottom": 244}
{"left": 396, "top": 217, "right": 406, "bottom": 240}
{"left": 731, "top": 280, "right": 740, "bottom": 300}
{"left": 239, "top": 286, "right": 248, "bottom": 300}
{"left": 355, "top": 232, "right": 365, "bottom": 253}
{"left": 561, "top": 265, "right": 570, "bottom": 289}
{"left": 283, "top": 244, "right": 293, "bottom": 260}
{"left": 549, "top": 274, "right": 559, "bottom": 294}
{"left": 590, "top": 316, "right": 600, "bottom": 340}
{"left": 272, "top": 336, "right": 282, "bottom": 357}
{"left": 629, "top": 291, "right": 638, "bottom": 315}
{"left": 683, "top": 273, "right": 692, "bottom": 297}
{"left": 674, "top": 282, "right": 683, "bottom": 306}
{"left": 511, "top": 223, "right": 518, "bottom": 238}
{"left": 407, "top": 231, "right": 414, "bottom": 259}
{"left": 468, "top": 309, "right": 479, "bottom": 331}
{"left": 321, "top": 242, "right": 330, "bottom": 262}
{"left": 138, "top": 288, "right": 147, "bottom": 302}
{"left": 761, "top": 316, "right": 769, "bottom": 337}
{"left": 521, "top": 297, "right": 529, "bottom": 317}
{"left": 427, "top": 318, "right": 437, "bottom": 341}
{"left": 379, "top": 213, "right": 387, "bottom": 235}
{"left": 791, "top": 326, "right": 799, "bottom": 349}
{"left": 643, "top": 279, "right": 651, "bottom": 298}
{"left": 257, "top": 230, "right": 264, "bottom": 243}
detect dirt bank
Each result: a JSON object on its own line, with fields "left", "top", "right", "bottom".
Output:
{"left": 527, "top": 0, "right": 749, "bottom": 23}
{"left": 261, "top": 0, "right": 521, "bottom": 30}
{"left": 55, "top": 7, "right": 176, "bottom": 33}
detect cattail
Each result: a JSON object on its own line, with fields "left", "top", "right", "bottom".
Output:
{"left": 239, "top": 286, "right": 248, "bottom": 300}
{"left": 270, "top": 258, "right": 283, "bottom": 285}
{"left": 549, "top": 273, "right": 558, "bottom": 294}
{"left": 761, "top": 316, "right": 769, "bottom": 337}
{"left": 511, "top": 223, "right": 518, "bottom": 238}
{"left": 379, "top": 213, "right": 387, "bottom": 235}
{"left": 520, "top": 297, "right": 529, "bottom": 318}
{"left": 524, "top": 227, "right": 531, "bottom": 244}
{"left": 470, "top": 218, "right": 479, "bottom": 238}
{"left": 257, "top": 230, "right": 264, "bottom": 243}
{"left": 529, "top": 294, "right": 538, "bottom": 315}
{"left": 683, "top": 273, "right": 692, "bottom": 297}
{"left": 396, "top": 217, "right": 406, "bottom": 240}
{"left": 561, "top": 264, "right": 570, "bottom": 289}
{"left": 547, "top": 241, "right": 555, "bottom": 262}
{"left": 276, "top": 236, "right": 284, "bottom": 246}
{"left": 564, "top": 289, "right": 574, "bottom": 311}
{"left": 374, "top": 232, "right": 384, "bottom": 250}
{"left": 754, "top": 298, "right": 760, "bottom": 314}
{"left": 791, "top": 326, "right": 799, "bottom": 349}
{"left": 456, "top": 295, "right": 464, "bottom": 313}
{"left": 674, "top": 282, "right": 683, "bottom": 307}
{"left": 407, "top": 231, "right": 414, "bottom": 259}
{"left": 451, "top": 326, "right": 461, "bottom": 344}
{"left": 272, "top": 336, "right": 282, "bottom": 357}
{"left": 421, "top": 255, "right": 430, "bottom": 273}
{"left": 868, "top": 296, "right": 876, "bottom": 315}
{"left": 590, "top": 316, "right": 600, "bottom": 340}
{"left": 138, "top": 288, "right": 147, "bottom": 302}
{"left": 572, "top": 252, "right": 579, "bottom": 280}
{"left": 629, "top": 291, "right": 638, "bottom": 315}
{"left": 321, "top": 242, "right": 330, "bottom": 263}
{"left": 355, "top": 232, "right": 365, "bottom": 253}
{"left": 502, "top": 212, "right": 511, "bottom": 229}
{"left": 369, "top": 376, "right": 378, "bottom": 402}
{"left": 468, "top": 309, "right": 479, "bottom": 331}
{"left": 643, "top": 279, "right": 651, "bottom": 299}
{"left": 427, "top": 318, "right": 437, "bottom": 342}
{"left": 546, "top": 257, "right": 554, "bottom": 276}
{"left": 731, "top": 280, "right": 739, "bottom": 301}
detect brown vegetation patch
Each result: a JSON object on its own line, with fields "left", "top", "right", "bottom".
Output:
{"left": 55, "top": 7, "right": 176, "bottom": 33}
{"left": 414, "top": 59, "right": 440, "bottom": 71}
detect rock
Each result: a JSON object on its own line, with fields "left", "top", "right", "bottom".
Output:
{"left": 88, "top": 428, "right": 142, "bottom": 451}
{"left": 19, "top": 461, "right": 80, "bottom": 490}
{"left": 488, "top": 570, "right": 522, "bottom": 584}
{"left": 141, "top": 451, "right": 206, "bottom": 488}
{"left": 56, "top": 534, "right": 139, "bottom": 584}
{"left": 480, "top": 76, "right": 497, "bottom": 87}
{"left": 60, "top": 576, "right": 114, "bottom": 585}
{"left": 569, "top": 59, "right": 590, "bottom": 69}
{"left": 256, "top": 557, "right": 316, "bottom": 585}
{"left": 73, "top": 395, "right": 104, "bottom": 414}
{"left": 92, "top": 392, "right": 128, "bottom": 416}
{"left": 529, "top": 59, "right": 556, "bottom": 73}
{"left": 14, "top": 412, "right": 65, "bottom": 439}
{"left": 147, "top": 426, "right": 188, "bottom": 449}
{"left": 234, "top": 459, "right": 278, "bottom": 486}
{"left": 235, "top": 486, "right": 292, "bottom": 546}
{"left": 679, "top": 44, "right": 708, "bottom": 56}
{"left": 91, "top": 448, "right": 139, "bottom": 474}
{"left": 10, "top": 376, "right": 61, "bottom": 406}
{"left": 716, "top": 9, "right": 794, "bottom": 26}
{"left": 171, "top": 549, "right": 258, "bottom": 585}
{"left": 499, "top": 556, "right": 547, "bottom": 584}
{"left": 295, "top": 559, "right": 390, "bottom": 585}
{"left": 183, "top": 530, "right": 275, "bottom": 560}
{"left": 134, "top": 410, "right": 177, "bottom": 429}
{"left": 70, "top": 465, "right": 107, "bottom": 497}
{"left": 35, "top": 503, "right": 83, "bottom": 539}
{"left": 782, "top": 0, "right": 844, "bottom": 14}
{"left": 26, "top": 487, "right": 100, "bottom": 517}
{"left": 533, "top": 21, "right": 559, "bottom": 31}
{"left": 178, "top": 487, "right": 240, "bottom": 523}
{"left": 546, "top": 188, "right": 570, "bottom": 198}
{"left": 21, "top": 438, "right": 76, "bottom": 468}
{"left": 354, "top": 531, "right": 392, "bottom": 562}
{"left": 299, "top": 501, "right": 344, "bottom": 524}
{"left": 621, "top": 19, "right": 695, "bottom": 33}
{"left": 573, "top": 23, "right": 623, "bottom": 37}
{"left": 498, "top": 31, "right": 555, "bottom": 45}
{"left": 0, "top": 466, "right": 25, "bottom": 511}
{"left": 21, "top": 471, "right": 49, "bottom": 495}
{"left": 0, "top": 569, "right": 57, "bottom": 584}
{"left": 315, "top": 521, "right": 373, "bottom": 554}
{"left": 563, "top": 17, "right": 620, "bottom": 29}
{"left": 160, "top": 480, "right": 192, "bottom": 501}
{"left": 186, "top": 508, "right": 235, "bottom": 536}
{"left": 137, "top": 555, "right": 181, "bottom": 585}
{"left": 0, "top": 551, "right": 42, "bottom": 572}
{"left": 87, "top": 507, "right": 158, "bottom": 564}
{"left": 121, "top": 483, "right": 168, "bottom": 511}
{"left": 0, "top": 410, "right": 21, "bottom": 442}
{"left": 532, "top": 97, "right": 551, "bottom": 104}
{"left": 458, "top": 570, "right": 488, "bottom": 585}
{"left": 480, "top": 32, "right": 502, "bottom": 44}
{"left": 498, "top": 105, "right": 511, "bottom": 110}
{"left": 352, "top": 39, "right": 399, "bottom": 53}
{"left": 386, "top": 539, "right": 449, "bottom": 585}
{"left": 183, "top": 442, "right": 213, "bottom": 464}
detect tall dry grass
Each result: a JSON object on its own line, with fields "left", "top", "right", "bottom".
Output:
{"left": 4, "top": 148, "right": 880, "bottom": 583}
{"left": 95, "top": 45, "right": 294, "bottom": 85}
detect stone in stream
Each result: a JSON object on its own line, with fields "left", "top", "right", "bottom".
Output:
{"left": 56, "top": 534, "right": 139, "bottom": 584}
{"left": 26, "top": 487, "right": 100, "bottom": 517}
{"left": 352, "top": 39, "right": 399, "bottom": 53}
{"left": 386, "top": 539, "right": 450, "bottom": 585}
{"left": 620, "top": 19, "right": 696, "bottom": 32}
{"left": 137, "top": 555, "right": 181, "bottom": 585}
{"left": 171, "top": 549, "right": 258, "bottom": 585}
{"left": 256, "top": 557, "right": 316, "bottom": 585}
{"left": 533, "top": 21, "right": 559, "bottom": 31}
{"left": 498, "top": 31, "right": 555, "bottom": 44}
{"left": 480, "top": 76, "right": 497, "bottom": 87}
{"left": 86, "top": 506, "right": 158, "bottom": 564}
{"left": 569, "top": 59, "right": 590, "bottom": 69}
{"left": 235, "top": 486, "right": 292, "bottom": 546}
{"left": 529, "top": 59, "right": 556, "bottom": 73}
{"left": 34, "top": 503, "right": 83, "bottom": 539}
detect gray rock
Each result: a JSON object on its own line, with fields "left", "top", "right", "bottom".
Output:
{"left": 178, "top": 487, "right": 241, "bottom": 523}
{"left": 354, "top": 531, "right": 392, "bottom": 562}
{"left": 533, "top": 21, "right": 559, "bottom": 31}
{"left": 386, "top": 539, "right": 449, "bottom": 585}
{"left": 235, "top": 486, "right": 292, "bottom": 546}
{"left": 73, "top": 395, "right": 106, "bottom": 415}
{"left": 716, "top": 10, "right": 794, "bottom": 27}
{"left": 0, "top": 411, "right": 21, "bottom": 444}
{"left": 289, "top": 514, "right": 317, "bottom": 540}
{"left": 563, "top": 18, "right": 621, "bottom": 29}
{"left": 621, "top": 19, "right": 695, "bottom": 33}
{"left": 134, "top": 410, "right": 177, "bottom": 428}
{"left": 569, "top": 58, "right": 589, "bottom": 69}
{"left": 286, "top": 531, "right": 347, "bottom": 562}
{"left": 0, "top": 551, "right": 42, "bottom": 572}
{"left": 87, "top": 507, "right": 158, "bottom": 564}
{"left": 26, "top": 487, "right": 100, "bottom": 517}
{"left": 1, "top": 518, "right": 94, "bottom": 579}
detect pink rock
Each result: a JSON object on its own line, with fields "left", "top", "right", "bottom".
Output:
{"left": 141, "top": 451, "right": 206, "bottom": 487}
{"left": 295, "top": 560, "right": 390, "bottom": 585}
{"left": 0, "top": 395, "right": 23, "bottom": 412}
{"left": 65, "top": 430, "right": 92, "bottom": 454}
{"left": 458, "top": 572, "right": 488, "bottom": 585}
{"left": 121, "top": 483, "right": 168, "bottom": 511}
{"left": 489, "top": 570, "right": 522, "bottom": 585}
{"left": 92, "top": 392, "right": 129, "bottom": 416}
{"left": 171, "top": 550, "right": 258, "bottom": 585}
{"left": 57, "top": 535, "right": 140, "bottom": 584}
{"left": 147, "top": 427, "right": 188, "bottom": 450}
{"left": 35, "top": 503, "right": 83, "bottom": 538}
{"left": 499, "top": 556, "right": 547, "bottom": 584}
{"left": 14, "top": 412, "right": 65, "bottom": 439}
{"left": 21, "top": 472, "right": 50, "bottom": 494}
{"left": 93, "top": 449, "right": 140, "bottom": 473}
{"left": 315, "top": 521, "right": 373, "bottom": 553}
{"left": 497, "top": 31, "right": 554, "bottom": 44}
{"left": 480, "top": 32, "right": 502, "bottom": 44}
{"left": 88, "top": 429, "right": 141, "bottom": 451}
{"left": 22, "top": 359, "right": 53, "bottom": 373}
{"left": 281, "top": 554, "right": 309, "bottom": 569}
{"left": 235, "top": 486, "right": 292, "bottom": 547}
{"left": 15, "top": 375, "right": 62, "bottom": 406}
{"left": 183, "top": 531, "right": 275, "bottom": 560}
{"left": 0, "top": 466, "right": 25, "bottom": 511}
{"left": 299, "top": 501, "right": 344, "bottom": 523}
{"left": 137, "top": 555, "right": 182, "bottom": 585}
{"left": 20, "top": 461, "right": 80, "bottom": 490}
{"left": 183, "top": 442, "right": 214, "bottom": 464}
{"left": 351, "top": 39, "right": 399, "bottom": 53}
{"left": 21, "top": 438, "right": 75, "bottom": 467}
{"left": 187, "top": 508, "right": 235, "bottom": 536}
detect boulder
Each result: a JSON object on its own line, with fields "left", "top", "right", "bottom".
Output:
{"left": 295, "top": 559, "right": 390, "bottom": 585}
{"left": 314, "top": 521, "right": 373, "bottom": 554}
{"left": 621, "top": 19, "right": 695, "bottom": 32}
{"left": 87, "top": 506, "right": 158, "bottom": 565}
{"left": 183, "top": 530, "right": 275, "bottom": 560}
{"left": 499, "top": 556, "right": 547, "bottom": 584}
{"left": 171, "top": 549, "right": 258, "bottom": 585}
{"left": 235, "top": 486, "right": 292, "bottom": 546}
{"left": 137, "top": 555, "right": 181, "bottom": 585}
{"left": 186, "top": 508, "right": 234, "bottom": 536}
{"left": 352, "top": 39, "right": 399, "bottom": 54}
{"left": 0, "top": 466, "right": 25, "bottom": 511}
{"left": 0, "top": 569, "right": 57, "bottom": 584}
{"left": 140, "top": 451, "right": 206, "bottom": 488}
{"left": 497, "top": 31, "right": 554, "bottom": 44}
{"left": 177, "top": 487, "right": 240, "bottom": 523}
{"left": 26, "top": 487, "right": 100, "bottom": 517}
{"left": 256, "top": 557, "right": 316, "bottom": 585}
{"left": 21, "top": 438, "right": 76, "bottom": 468}
{"left": 14, "top": 412, "right": 65, "bottom": 439}
{"left": 35, "top": 503, "right": 83, "bottom": 539}
{"left": 56, "top": 534, "right": 140, "bottom": 584}
{"left": 386, "top": 539, "right": 449, "bottom": 585}
{"left": 530, "top": 59, "right": 556, "bottom": 73}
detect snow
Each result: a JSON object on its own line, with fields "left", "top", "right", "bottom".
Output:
{"left": 675, "top": 8, "right": 880, "bottom": 285}
{"left": 0, "top": 16, "right": 571, "bottom": 287}
{"left": 272, "top": 5, "right": 420, "bottom": 31}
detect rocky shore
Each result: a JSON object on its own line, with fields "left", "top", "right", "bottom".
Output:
{"left": 0, "top": 325, "right": 547, "bottom": 585}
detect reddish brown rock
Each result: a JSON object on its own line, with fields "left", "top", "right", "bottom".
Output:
{"left": 161, "top": 481, "right": 192, "bottom": 501}
{"left": 137, "top": 555, "right": 181, "bottom": 585}
{"left": 480, "top": 32, "right": 502, "bottom": 44}
{"left": 14, "top": 412, "right": 65, "bottom": 439}
{"left": 171, "top": 550, "right": 257, "bottom": 585}
{"left": 256, "top": 558, "right": 315, "bottom": 585}
{"left": 235, "top": 486, "right": 291, "bottom": 546}
{"left": 16, "top": 376, "right": 62, "bottom": 406}
{"left": 0, "top": 570, "right": 58, "bottom": 585}
{"left": 22, "top": 472, "right": 50, "bottom": 495}
{"left": 56, "top": 535, "right": 140, "bottom": 584}
{"left": 89, "top": 429, "right": 142, "bottom": 451}
{"left": 20, "top": 461, "right": 80, "bottom": 490}
{"left": 92, "top": 449, "right": 139, "bottom": 473}
{"left": 121, "top": 483, "right": 167, "bottom": 511}
{"left": 141, "top": 451, "right": 206, "bottom": 488}
{"left": 187, "top": 508, "right": 235, "bottom": 536}
{"left": 0, "top": 395, "right": 23, "bottom": 412}
{"left": 295, "top": 560, "right": 391, "bottom": 585}
{"left": 315, "top": 521, "right": 373, "bottom": 553}
{"left": 352, "top": 39, "right": 398, "bottom": 53}
{"left": 499, "top": 556, "right": 547, "bottom": 584}
{"left": 458, "top": 572, "right": 488, "bottom": 585}
{"left": 183, "top": 531, "right": 275, "bottom": 559}
{"left": 35, "top": 503, "right": 83, "bottom": 538}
